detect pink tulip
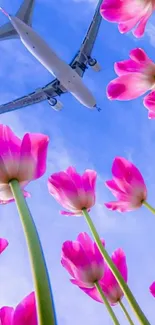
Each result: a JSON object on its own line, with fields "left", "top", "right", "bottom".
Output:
{"left": 0, "top": 292, "right": 37, "bottom": 325}
{"left": 105, "top": 156, "right": 147, "bottom": 212}
{"left": 48, "top": 166, "right": 97, "bottom": 216}
{"left": 61, "top": 232, "right": 105, "bottom": 288}
{"left": 106, "top": 48, "right": 155, "bottom": 119}
{"left": 0, "top": 124, "right": 49, "bottom": 203}
{"left": 150, "top": 282, "right": 155, "bottom": 297}
{"left": 79, "top": 248, "right": 127, "bottom": 305}
{"left": 0, "top": 238, "right": 8, "bottom": 254}
{"left": 100, "top": 0, "right": 155, "bottom": 38}
{"left": 143, "top": 91, "right": 155, "bottom": 119}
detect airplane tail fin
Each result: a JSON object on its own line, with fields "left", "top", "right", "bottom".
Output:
{"left": 0, "top": 0, "right": 35, "bottom": 41}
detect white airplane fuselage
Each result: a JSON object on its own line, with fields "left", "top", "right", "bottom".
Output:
{"left": 10, "top": 16, "right": 96, "bottom": 109}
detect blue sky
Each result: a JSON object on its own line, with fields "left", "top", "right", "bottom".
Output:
{"left": 0, "top": 0, "right": 155, "bottom": 324}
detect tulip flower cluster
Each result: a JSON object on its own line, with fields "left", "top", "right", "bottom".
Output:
{"left": 1, "top": 0, "right": 155, "bottom": 324}
{"left": 100, "top": 0, "right": 155, "bottom": 119}
{"left": 0, "top": 123, "right": 155, "bottom": 325}
{"left": 61, "top": 233, "right": 127, "bottom": 305}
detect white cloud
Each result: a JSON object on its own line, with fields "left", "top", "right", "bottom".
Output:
{"left": 145, "top": 22, "right": 155, "bottom": 47}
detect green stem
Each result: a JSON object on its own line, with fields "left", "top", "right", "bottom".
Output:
{"left": 10, "top": 179, "right": 57, "bottom": 325}
{"left": 95, "top": 282, "right": 120, "bottom": 325}
{"left": 82, "top": 209, "right": 150, "bottom": 325}
{"left": 119, "top": 300, "right": 135, "bottom": 325}
{"left": 143, "top": 201, "right": 155, "bottom": 214}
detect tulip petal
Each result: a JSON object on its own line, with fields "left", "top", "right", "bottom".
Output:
{"left": 49, "top": 172, "right": 78, "bottom": 198}
{"left": 70, "top": 278, "right": 96, "bottom": 289}
{"left": 100, "top": 0, "right": 140, "bottom": 22}
{"left": 143, "top": 91, "right": 155, "bottom": 111}
{"left": 18, "top": 134, "right": 35, "bottom": 183}
{"left": 0, "top": 307, "right": 14, "bottom": 325}
{"left": 61, "top": 240, "right": 97, "bottom": 285}
{"left": 70, "top": 278, "right": 92, "bottom": 288}
{"left": 112, "top": 157, "right": 132, "bottom": 179}
{"left": 61, "top": 240, "right": 90, "bottom": 270}
{"left": 65, "top": 168, "right": 96, "bottom": 209}
{"left": 82, "top": 170, "right": 97, "bottom": 193}
{"left": 0, "top": 125, "right": 21, "bottom": 156}
{"left": 129, "top": 48, "right": 152, "bottom": 64}
{"left": 61, "top": 256, "right": 75, "bottom": 278}
{"left": 105, "top": 178, "right": 135, "bottom": 200}
{"left": 107, "top": 73, "right": 151, "bottom": 100}
{"left": 81, "top": 170, "right": 96, "bottom": 208}
{"left": 105, "top": 201, "right": 131, "bottom": 212}
{"left": 114, "top": 59, "right": 145, "bottom": 76}
{"left": 99, "top": 249, "right": 127, "bottom": 304}
{"left": 0, "top": 189, "right": 30, "bottom": 205}
{"left": 76, "top": 233, "right": 105, "bottom": 266}
{"left": 13, "top": 292, "right": 37, "bottom": 325}
{"left": 150, "top": 282, "right": 155, "bottom": 297}
{"left": 48, "top": 174, "right": 84, "bottom": 213}
{"left": 0, "top": 125, "right": 21, "bottom": 181}
{"left": 111, "top": 248, "right": 127, "bottom": 283}
{"left": 112, "top": 157, "right": 146, "bottom": 187}
{"left": 23, "top": 190, "right": 31, "bottom": 198}
{"left": 78, "top": 285, "right": 102, "bottom": 303}
{"left": 60, "top": 210, "right": 82, "bottom": 216}
{"left": 143, "top": 90, "right": 155, "bottom": 119}
{"left": 67, "top": 168, "right": 87, "bottom": 205}
{"left": 93, "top": 240, "right": 105, "bottom": 265}
{"left": 105, "top": 179, "right": 133, "bottom": 202}
{"left": 118, "top": 16, "right": 141, "bottom": 34}
{"left": 18, "top": 134, "right": 49, "bottom": 182}
{"left": 0, "top": 238, "right": 8, "bottom": 254}
{"left": 30, "top": 134, "right": 49, "bottom": 179}
{"left": 66, "top": 167, "right": 81, "bottom": 185}
{"left": 76, "top": 232, "right": 94, "bottom": 254}
{"left": 133, "top": 11, "right": 152, "bottom": 37}
{"left": 105, "top": 179, "right": 125, "bottom": 195}
{"left": 148, "top": 111, "right": 155, "bottom": 119}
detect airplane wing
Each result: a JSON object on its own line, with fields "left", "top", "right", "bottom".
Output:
{"left": 70, "top": 0, "right": 102, "bottom": 77}
{"left": 0, "top": 22, "right": 18, "bottom": 41}
{"left": 16, "top": 0, "right": 35, "bottom": 26}
{"left": 0, "top": 79, "right": 66, "bottom": 114}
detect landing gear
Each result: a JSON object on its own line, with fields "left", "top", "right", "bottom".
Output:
{"left": 72, "top": 61, "right": 87, "bottom": 72}
{"left": 79, "top": 62, "right": 87, "bottom": 71}
{"left": 52, "top": 81, "right": 63, "bottom": 96}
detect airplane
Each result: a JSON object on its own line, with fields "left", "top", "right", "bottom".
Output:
{"left": 0, "top": 0, "right": 102, "bottom": 114}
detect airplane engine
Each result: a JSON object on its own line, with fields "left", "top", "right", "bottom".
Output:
{"left": 48, "top": 97, "right": 63, "bottom": 111}
{"left": 88, "top": 58, "right": 101, "bottom": 72}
